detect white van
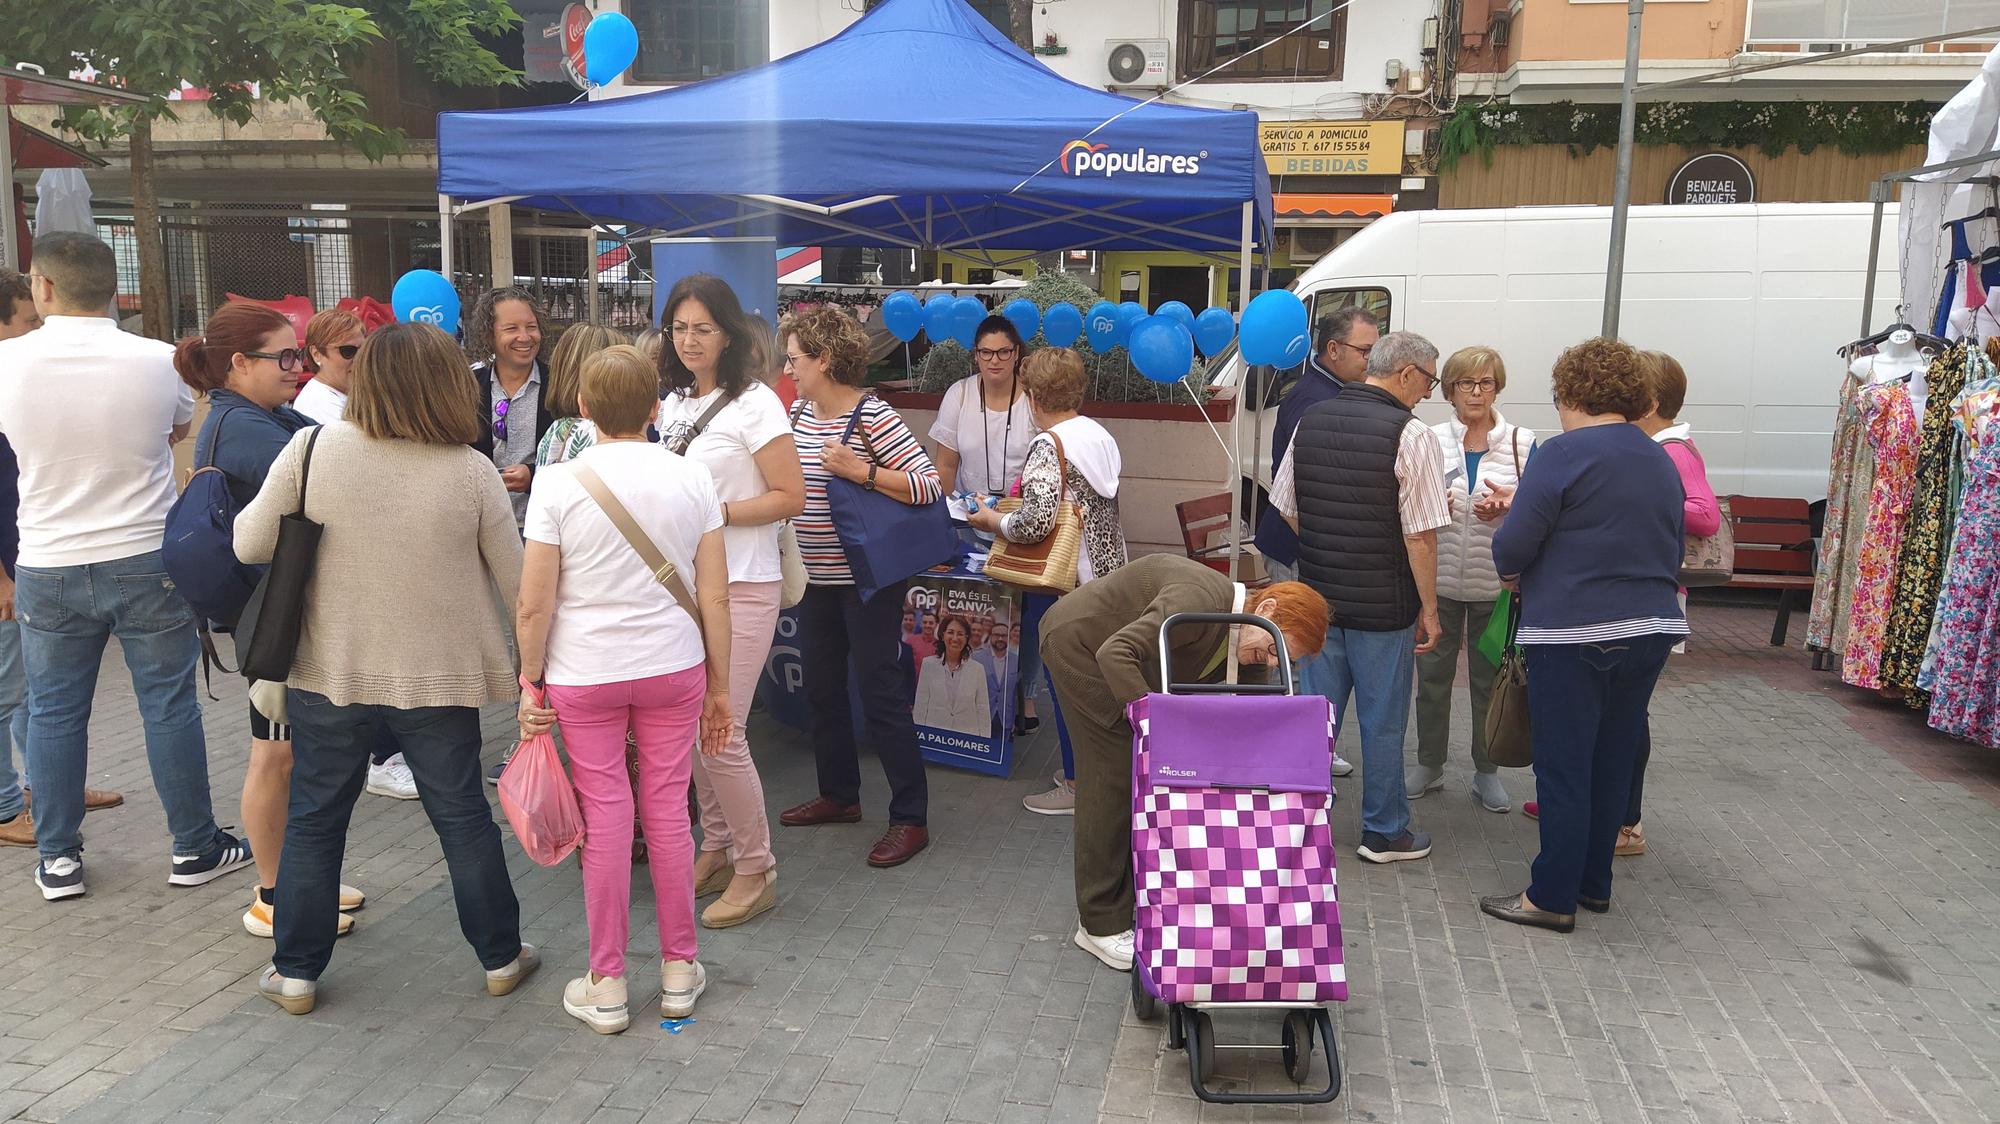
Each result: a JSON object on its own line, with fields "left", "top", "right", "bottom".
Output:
{"left": 1216, "top": 202, "right": 1903, "bottom": 501}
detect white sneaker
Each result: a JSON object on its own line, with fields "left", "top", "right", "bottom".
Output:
{"left": 1471, "top": 771, "right": 1512, "bottom": 814}
{"left": 563, "top": 973, "right": 630, "bottom": 1034}
{"left": 1023, "top": 773, "right": 1076, "bottom": 816}
{"left": 662, "top": 959, "right": 706, "bottom": 1019}
{"left": 1073, "top": 926, "right": 1134, "bottom": 972}
{"left": 258, "top": 966, "right": 316, "bottom": 1015}
{"left": 486, "top": 944, "right": 540, "bottom": 997}
{"left": 366, "top": 755, "right": 418, "bottom": 800}
{"left": 1406, "top": 765, "right": 1444, "bottom": 798}
{"left": 1330, "top": 752, "right": 1355, "bottom": 777}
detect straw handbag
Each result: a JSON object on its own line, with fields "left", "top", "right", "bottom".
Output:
{"left": 985, "top": 432, "right": 1085, "bottom": 595}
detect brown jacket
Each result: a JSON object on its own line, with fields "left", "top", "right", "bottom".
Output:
{"left": 1038, "top": 554, "right": 1247, "bottom": 731}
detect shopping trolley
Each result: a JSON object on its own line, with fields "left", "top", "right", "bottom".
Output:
{"left": 1126, "top": 612, "right": 1344, "bottom": 1104}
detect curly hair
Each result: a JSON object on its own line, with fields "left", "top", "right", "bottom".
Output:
{"left": 1021, "top": 347, "right": 1085, "bottom": 414}
{"left": 1550, "top": 337, "right": 1654, "bottom": 421}
{"left": 462, "top": 286, "right": 547, "bottom": 367}
{"left": 780, "top": 307, "right": 870, "bottom": 386}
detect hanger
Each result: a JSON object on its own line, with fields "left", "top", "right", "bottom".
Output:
{"left": 1942, "top": 205, "right": 2000, "bottom": 229}
{"left": 1839, "top": 318, "right": 1949, "bottom": 359}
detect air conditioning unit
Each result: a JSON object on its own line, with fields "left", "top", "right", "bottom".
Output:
{"left": 1106, "top": 39, "right": 1170, "bottom": 87}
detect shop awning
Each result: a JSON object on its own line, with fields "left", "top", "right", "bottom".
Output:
{"left": 1274, "top": 193, "right": 1393, "bottom": 221}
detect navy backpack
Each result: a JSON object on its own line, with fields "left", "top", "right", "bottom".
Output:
{"left": 163, "top": 406, "right": 263, "bottom": 629}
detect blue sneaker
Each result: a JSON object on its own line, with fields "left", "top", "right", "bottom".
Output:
{"left": 169, "top": 832, "right": 254, "bottom": 887}
{"left": 36, "top": 855, "right": 84, "bottom": 901}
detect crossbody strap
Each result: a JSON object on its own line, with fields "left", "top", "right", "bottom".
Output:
{"left": 668, "top": 391, "right": 732, "bottom": 454}
{"left": 573, "top": 465, "right": 704, "bottom": 628}
{"left": 294, "top": 426, "right": 323, "bottom": 515}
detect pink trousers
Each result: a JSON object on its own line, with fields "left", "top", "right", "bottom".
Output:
{"left": 690, "top": 579, "right": 780, "bottom": 875}
{"left": 548, "top": 666, "right": 706, "bottom": 977}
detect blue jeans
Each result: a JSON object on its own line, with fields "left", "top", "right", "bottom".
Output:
{"left": 1524, "top": 635, "right": 1675, "bottom": 914}
{"left": 0, "top": 617, "right": 31, "bottom": 821}
{"left": 1304, "top": 624, "right": 1417, "bottom": 838}
{"left": 278, "top": 691, "right": 521, "bottom": 981}
{"left": 16, "top": 550, "right": 221, "bottom": 860}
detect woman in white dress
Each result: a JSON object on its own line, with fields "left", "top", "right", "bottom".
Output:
{"left": 912, "top": 615, "right": 990, "bottom": 737}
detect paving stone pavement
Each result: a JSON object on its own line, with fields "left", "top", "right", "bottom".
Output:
{"left": 0, "top": 597, "right": 1995, "bottom": 1123}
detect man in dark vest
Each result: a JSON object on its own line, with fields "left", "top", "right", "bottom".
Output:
{"left": 1254, "top": 306, "right": 1379, "bottom": 582}
{"left": 1271, "top": 331, "right": 1449, "bottom": 865}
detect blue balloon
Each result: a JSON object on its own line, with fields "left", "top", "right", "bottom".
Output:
{"left": 583, "top": 12, "right": 640, "bottom": 86}
{"left": 1192, "top": 306, "right": 1236, "bottom": 356}
{"left": 1116, "top": 301, "right": 1146, "bottom": 346}
{"left": 1042, "top": 303, "right": 1083, "bottom": 348}
{"left": 1128, "top": 316, "right": 1195, "bottom": 384}
{"left": 1240, "top": 289, "right": 1311, "bottom": 367}
{"left": 1085, "top": 301, "right": 1119, "bottom": 351}
{"left": 1155, "top": 300, "right": 1196, "bottom": 336}
{"left": 880, "top": 291, "right": 921, "bottom": 342}
{"left": 1001, "top": 298, "right": 1041, "bottom": 342}
{"left": 951, "top": 297, "right": 986, "bottom": 348}
{"left": 391, "top": 269, "right": 461, "bottom": 336}
{"left": 924, "top": 294, "right": 956, "bottom": 342}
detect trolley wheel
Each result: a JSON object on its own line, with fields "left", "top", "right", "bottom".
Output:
{"left": 1281, "top": 1009, "right": 1314, "bottom": 1084}
{"left": 1186, "top": 1010, "right": 1216, "bottom": 1083}
{"left": 1130, "top": 967, "right": 1157, "bottom": 1021}
{"left": 1165, "top": 1004, "right": 1186, "bottom": 1050}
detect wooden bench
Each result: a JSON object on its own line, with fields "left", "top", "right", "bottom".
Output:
{"left": 1722, "top": 495, "right": 1817, "bottom": 647}
{"left": 1175, "top": 493, "right": 1235, "bottom": 575}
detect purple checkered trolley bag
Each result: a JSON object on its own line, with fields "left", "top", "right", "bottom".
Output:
{"left": 1126, "top": 612, "right": 1344, "bottom": 1105}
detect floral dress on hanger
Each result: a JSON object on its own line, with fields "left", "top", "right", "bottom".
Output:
{"left": 1927, "top": 438, "right": 2000, "bottom": 747}
{"left": 1841, "top": 380, "right": 1921, "bottom": 689}
{"left": 1881, "top": 344, "right": 1980, "bottom": 700}
{"left": 1810, "top": 372, "right": 1879, "bottom": 656}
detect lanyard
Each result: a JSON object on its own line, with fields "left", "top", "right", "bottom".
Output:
{"left": 977, "top": 375, "right": 1018, "bottom": 494}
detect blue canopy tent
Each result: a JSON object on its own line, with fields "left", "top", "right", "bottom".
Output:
{"left": 435, "top": 0, "right": 1272, "bottom": 273}
{"left": 435, "top": 0, "right": 1275, "bottom": 570}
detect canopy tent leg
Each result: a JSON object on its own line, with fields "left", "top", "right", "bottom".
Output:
{"left": 1229, "top": 200, "right": 1253, "bottom": 580}
{"left": 1, "top": 117, "right": 17, "bottom": 272}
{"left": 439, "top": 194, "right": 455, "bottom": 282}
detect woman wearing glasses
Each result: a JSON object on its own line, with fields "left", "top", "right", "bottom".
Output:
{"left": 175, "top": 300, "right": 367, "bottom": 942}
{"left": 466, "top": 287, "right": 556, "bottom": 527}
{"left": 1409, "top": 346, "right": 1536, "bottom": 816}
{"left": 293, "top": 309, "right": 366, "bottom": 424}
{"left": 655, "top": 274, "right": 804, "bottom": 928}
{"left": 929, "top": 315, "right": 1050, "bottom": 736}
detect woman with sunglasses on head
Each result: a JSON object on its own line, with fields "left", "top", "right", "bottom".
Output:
{"left": 655, "top": 274, "right": 803, "bottom": 928}
{"left": 465, "top": 287, "right": 557, "bottom": 528}
{"left": 293, "top": 309, "right": 366, "bottom": 425}
{"left": 175, "top": 301, "right": 367, "bottom": 942}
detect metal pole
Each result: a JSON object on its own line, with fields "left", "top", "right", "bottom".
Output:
{"left": 1860, "top": 195, "right": 1886, "bottom": 339}
{"left": 1603, "top": 0, "right": 1645, "bottom": 339}
{"left": 1228, "top": 201, "right": 1253, "bottom": 579}
{"left": 438, "top": 193, "right": 454, "bottom": 280}
{"left": 0, "top": 114, "right": 17, "bottom": 272}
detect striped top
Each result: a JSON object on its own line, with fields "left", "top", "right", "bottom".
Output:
{"left": 793, "top": 396, "right": 943, "bottom": 585}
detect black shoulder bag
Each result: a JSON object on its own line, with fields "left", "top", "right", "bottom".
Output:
{"left": 237, "top": 427, "right": 325, "bottom": 684}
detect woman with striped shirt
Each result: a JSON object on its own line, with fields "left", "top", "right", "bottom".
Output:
{"left": 776, "top": 309, "right": 943, "bottom": 869}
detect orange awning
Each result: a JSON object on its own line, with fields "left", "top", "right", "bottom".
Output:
{"left": 1275, "top": 193, "right": 1392, "bottom": 219}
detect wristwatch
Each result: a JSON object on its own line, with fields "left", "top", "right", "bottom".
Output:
{"left": 865, "top": 464, "right": 879, "bottom": 491}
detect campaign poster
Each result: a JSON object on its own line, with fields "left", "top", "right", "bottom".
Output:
{"left": 903, "top": 575, "right": 1023, "bottom": 777}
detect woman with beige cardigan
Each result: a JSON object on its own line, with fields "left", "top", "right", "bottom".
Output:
{"left": 235, "top": 322, "right": 539, "bottom": 1016}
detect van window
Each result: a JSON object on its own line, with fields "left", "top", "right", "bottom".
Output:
{"left": 1309, "top": 287, "right": 1391, "bottom": 333}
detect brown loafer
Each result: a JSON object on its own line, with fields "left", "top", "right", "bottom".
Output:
{"left": 22, "top": 787, "right": 124, "bottom": 812}
{"left": 0, "top": 809, "right": 33, "bottom": 848}
{"left": 1479, "top": 891, "right": 1575, "bottom": 933}
{"left": 867, "top": 824, "right": 928, "bottom": 868}
{"left": 779, "top": 797, "right": 862, "bottom": 827}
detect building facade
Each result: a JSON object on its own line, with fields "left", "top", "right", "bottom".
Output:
{"left": 1446, "top": 0, "right": 1992, "bottom": 209}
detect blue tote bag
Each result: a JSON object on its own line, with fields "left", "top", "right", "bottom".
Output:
{"left": 823, "top": 397, "right": 958, "bottom": 601}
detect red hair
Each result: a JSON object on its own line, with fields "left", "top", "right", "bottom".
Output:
{"left": 173, "top": 301, "right": 294, "bottom": 395}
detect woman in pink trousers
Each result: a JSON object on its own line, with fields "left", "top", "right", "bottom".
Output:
{"left": 516, "top": 345, "right": 733, "bottom": 1034}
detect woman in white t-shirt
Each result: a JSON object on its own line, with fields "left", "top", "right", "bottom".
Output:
{"left": 517, "top": 345, "right": 734, "bottom": 1034}
{"left": 655, "top": 274, "right": 805, "bottom": 930}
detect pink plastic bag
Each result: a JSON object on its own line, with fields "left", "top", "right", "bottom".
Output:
{"left": 497, "top": 678, "right": 584, "bottom": 866}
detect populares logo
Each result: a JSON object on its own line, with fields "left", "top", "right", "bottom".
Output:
{"left": 1059, "top": 139, "right": 1205, "bottom": 177}
{"left": 407, "top": 305, "right": 450, "bottom": 327}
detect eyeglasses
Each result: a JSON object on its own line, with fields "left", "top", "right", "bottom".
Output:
{"left": 974, "top": 346, "right": 1017, "bottom": 362}
{"left": 670, "top": 323, "right": 722, "bottom": 340}
{"left": 1337, "top": 339, "right": 1373, "bottom": 357}
{"left": 1414, "top": 365, "right": 1441, "bottom": 393}
{"left": 333, "top": 344, "right": 360, "bottom": 361}
{"left": 784, "top": 352, "right": 810, "bottom": 368}
{"left": 493, "top": 399, "right": 510, "bottom": 441}
{"left": 245, "top": 348, "right": 306, "bottom": 372}
{"left": 1452, "top": 377, "right": 1498, "bottom": 393}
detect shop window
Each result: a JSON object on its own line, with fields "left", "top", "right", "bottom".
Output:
{"left": 630, "top": 0, "right": 770, "bottom": 83}
{"left": 1748, "top": 0, "right": 2000, "bottom": 49}
{"left": 1179, "top": 2, "right": 1346, "bottom": 82}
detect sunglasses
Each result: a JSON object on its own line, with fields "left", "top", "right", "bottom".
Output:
{"left": 332, "top": 344, "right": 360, "bottom": 361}
{"left": 245, "top": 348, "right": 306, "bottom": 372}
{"left": 493, "top": 399, "right": 510, "bottom": 441}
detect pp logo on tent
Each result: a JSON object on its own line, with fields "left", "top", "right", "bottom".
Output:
{"left": 1059, "top": 139, "right": 1205, "bottom": 178}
